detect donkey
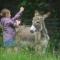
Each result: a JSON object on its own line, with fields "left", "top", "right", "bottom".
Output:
{"left": 30, "top": 10, "right": 50, "bottom": 54}
{"left": 16, "top": 25, "right": 35, "bottom": 49}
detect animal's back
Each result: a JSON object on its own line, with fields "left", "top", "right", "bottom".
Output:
{"left": 16, "top": 25, "right": 35, "bottom": 47}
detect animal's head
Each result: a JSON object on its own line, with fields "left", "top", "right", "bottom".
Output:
{"left": 30, "top": 11, "right": 43, "bottom": 33}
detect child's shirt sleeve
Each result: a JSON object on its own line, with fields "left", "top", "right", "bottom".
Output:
{"left": 12, "top": 11, "right": 22, "bottom": 21}
{"left": 9, "top": 21, "right": 16, "bottom": 28}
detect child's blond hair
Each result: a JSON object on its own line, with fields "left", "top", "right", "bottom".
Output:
{"left": 0, "top": 8, "right": 11, "bottom": 17}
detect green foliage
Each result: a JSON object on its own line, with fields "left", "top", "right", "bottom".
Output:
{"left": 48, "top": 31, "right": 60, "bottom": 53}
{"left": 0, "top": 48, "right": 59, "bottom": 60}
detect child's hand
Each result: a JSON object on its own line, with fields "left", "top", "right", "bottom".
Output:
{"left": 14, "top": 20, "right": 21, "bottom": 27}
{"left": 20, "top": 7, "right": 24, "bottom": 12}
{"left": 16, "top": 20, "right": 21, "bottom": 26}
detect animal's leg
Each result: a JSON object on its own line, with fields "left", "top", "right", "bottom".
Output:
{"left": 34, "top": 32, "right": 42, "bottom": 53}
{"left": 40, "top": 39, "right": 49, "bottom": 54}
{"left": 34, "top": 32, "right": 39, "bottom": 50}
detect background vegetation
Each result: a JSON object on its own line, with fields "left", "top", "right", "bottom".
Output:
{"left": 0, "top": 0, "right": 60, "bottom": 54}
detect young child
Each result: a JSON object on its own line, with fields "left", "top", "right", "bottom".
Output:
{"left": 0, "top": 7, "right": 24, "bottom": 51}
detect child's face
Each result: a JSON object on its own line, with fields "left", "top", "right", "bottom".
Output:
{"left": 1, "top": 9, "right": 11, "bottom": 18}
{"left": 6, "top": 11, "right": 11, "bottom": 18}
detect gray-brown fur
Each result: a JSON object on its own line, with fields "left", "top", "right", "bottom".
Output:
{"left": 15, "top": 10, "right": 50, "bottom": 54}
{"left": 16, "top": 25, "right": 35, "bottom": 48}
{"left": 30, "top": 10, "right": 50, "bottom": 54}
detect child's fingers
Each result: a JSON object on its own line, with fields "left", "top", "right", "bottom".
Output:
{"left": 20, "top": 7, "right": 24, "bottom": 9}
{"left": 20, "top": 7, "right": 24, "bottom": 11}
{"left": 16, "top": 20, "right": 21, "bottom": 25}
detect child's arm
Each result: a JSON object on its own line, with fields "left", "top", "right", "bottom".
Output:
{"left": 10, "top": 20, "right": 21, "bottom": 28}
{"left": 12, "top": 7, "right": 24, "bottom": 21}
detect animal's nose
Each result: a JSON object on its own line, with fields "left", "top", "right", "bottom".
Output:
{"left": 30, "top": 30, "right": 34, "bottom": 33}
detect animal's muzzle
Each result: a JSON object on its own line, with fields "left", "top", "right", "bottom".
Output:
{"left": 30, "top": 30, "right": 34, "bottom": 33}
{"left": 30, "top": 25, "right": 36, "bottom": 33}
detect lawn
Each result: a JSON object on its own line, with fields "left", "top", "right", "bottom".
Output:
{"left": 0, "top": 31, "right": 60, "bottom": 60}
{"left": 0, "top": 48, "right": 60, "bottom": 60}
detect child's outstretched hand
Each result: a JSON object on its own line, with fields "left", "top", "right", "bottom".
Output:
{"left": 16, "top": 20, "right": 21, "bottom": 26}
{"left": 20, "top": 7, "right": 24, "bottom": 13}
{"left": 14, "top": 20, "right": 21, "bottom": 27}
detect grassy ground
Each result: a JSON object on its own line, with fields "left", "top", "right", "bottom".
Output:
{"left": 0, "top": 31, "right": 60, "bottom": 60}
{"left": 0, "top": 48, "right": 60, "bottom": 60}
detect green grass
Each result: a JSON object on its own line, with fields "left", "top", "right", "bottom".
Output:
{"left": 0, "top": 48, "right": 60, "bottom": 60}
